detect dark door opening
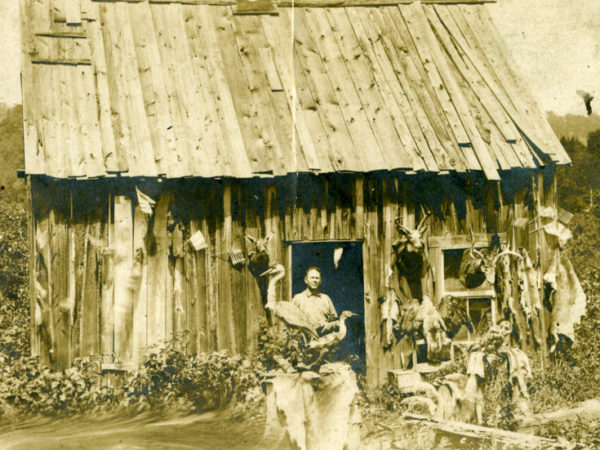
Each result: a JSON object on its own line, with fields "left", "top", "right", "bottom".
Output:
{"left": 291, "top": 241, "right": 365, "bottom": 373}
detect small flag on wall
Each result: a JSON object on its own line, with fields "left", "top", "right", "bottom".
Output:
{"left": 136, "top": 187, "right": 156, "bottom": 215}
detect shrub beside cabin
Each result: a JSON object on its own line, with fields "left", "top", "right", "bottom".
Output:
{"left": 21, "top": 0, "right": 571, "bottom": 386}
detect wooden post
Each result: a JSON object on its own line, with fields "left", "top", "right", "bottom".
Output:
{"left": 67, "top": 191, "right": 76, "bottom": 365}
{"left": 533, "top": 172, "right": 547, "bottom": 368}
{"left": 27, "top": 179, "right": 40, "bottom": 357}
{"left": 51, "top": 186, "right": 70, "bottom": 369}
{"left": 101, "top": 193, "right": 114, "bottom": 362}
{"left": 146, "top": 192, "right": 169, "bottom": 353}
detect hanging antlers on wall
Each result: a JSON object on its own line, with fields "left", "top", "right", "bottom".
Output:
{"left": 392, "top": 206, "right": 433, "bottom": 281}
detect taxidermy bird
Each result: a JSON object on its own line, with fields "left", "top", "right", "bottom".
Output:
{"left": 298, "top": 310, "right": 357, "bottom": 369}
{"left": 260, "top": 264, "right": 319, "bottom": 339}
{"left": 397, "top": 295, "right": 476, "bottom": 361}
{"left": 307, "top": 310, "right": 358, "bottom": 352}
{"left": 396, "top": 296, "right": 449, "bottom": 360}
{"left": 437, "top": 295, "right": 474, "bottom": 339}
{"left": 577, "top": 90, "right": 594, "bottom": 115}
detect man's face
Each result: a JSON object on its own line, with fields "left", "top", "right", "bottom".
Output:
{"left": 305, "top": 269, "right": 321, "bottom": 291}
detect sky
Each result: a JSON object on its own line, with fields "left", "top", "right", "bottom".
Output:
{"left": 1, "top": 0, "right": 600, "bottom": 115}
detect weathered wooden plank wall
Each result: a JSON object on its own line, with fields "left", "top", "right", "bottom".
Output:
{"left": 30, "top": 171, "right": 554, "bottom": 385}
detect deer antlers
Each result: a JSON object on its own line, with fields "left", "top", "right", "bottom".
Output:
{"left": 467, "top": 227, "right": 522, "bottom": 265}
{"left": 394, "top": 206, "right": 432, "bottom": 235}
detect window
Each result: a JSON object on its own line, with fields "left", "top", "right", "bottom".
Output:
{"left": 429, "top": 233, "right": 507, "bottom": 341}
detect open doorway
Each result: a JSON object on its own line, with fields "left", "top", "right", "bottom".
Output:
{"left": 291, "top": 241, "right": 365, "bottom": 373}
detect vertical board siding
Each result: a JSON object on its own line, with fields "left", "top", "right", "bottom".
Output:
{"left": 50, "top": 185, "right": 70, "bottom": 369}
{"left": 146, "top": 193, "right": 170, "bottom": 352}
{"left": 132, "top": 204, "right": 148, "bottom": 365}
{"left": 100, "top": 192, "right": 114, "bottom": 360}
{"left": 31, "top": 172, "right": 542, "bottom": 385}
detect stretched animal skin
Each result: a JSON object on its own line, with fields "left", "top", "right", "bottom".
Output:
{"left": 380, "top": 287, "right": 400, "bottom": 349}
{"left": 546, "top": 250, "right": 586, "bottom": 349}
{"left": 516, "top": 249, "right": 542, "bottom": 347}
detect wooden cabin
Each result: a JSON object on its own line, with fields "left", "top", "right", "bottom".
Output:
{"left": 20, "top": 0, "right": 570, "bottom": 386}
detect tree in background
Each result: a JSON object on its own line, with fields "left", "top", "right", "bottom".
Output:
{"left": 557, "top": 132, "right": 600, "bottom": 213}
{"left": 0, "top": 104, "right": 25, "bottom": 206}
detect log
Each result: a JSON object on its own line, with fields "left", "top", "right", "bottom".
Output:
{"left": 518, "top": 399, "right": 600, "bottom": 430}
{"left": 403, "top": 413, "right": 560, "bottom": 448}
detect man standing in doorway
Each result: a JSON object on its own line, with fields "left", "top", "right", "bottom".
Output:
{"left": 292, "top": 266, "right": 338, "bottom": 333}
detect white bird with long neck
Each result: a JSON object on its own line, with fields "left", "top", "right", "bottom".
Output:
{"left": 260, "top": 264, "right": 319, "bottom": 339}
{"left": 307, "top": 310, "right": 358, "bottom": 351}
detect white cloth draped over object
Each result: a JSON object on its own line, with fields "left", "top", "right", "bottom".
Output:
{"left": 264, "top": 363, "right": 361, "bottom": 450}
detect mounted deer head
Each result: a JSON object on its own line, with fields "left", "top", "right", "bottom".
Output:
{"left": 245, "top": 233, "right": 273, "bottom": 278}
{"left": 392, "top": 207, "right": 432, "bottom": 280}
{"left": 459, "top": 229, "right": 523, "bottom": 288}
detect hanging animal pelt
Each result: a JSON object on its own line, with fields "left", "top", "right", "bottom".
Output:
{"left": 544, "top": 249, "right": 587, "bottom": 353}
{"left": 380, "top": 268, "right": 401, "bottom": 349}
{"left": 494, "top": 249, "right": 530, "bottom": 345}
{"left": 516, "top": 248, "right": 542, "bottom": 348}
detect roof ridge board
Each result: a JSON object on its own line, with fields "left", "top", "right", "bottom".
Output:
{"left": 89, "top": 0, "right": 497, "bottom": 5}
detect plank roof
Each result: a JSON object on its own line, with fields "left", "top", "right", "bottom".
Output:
{"left": 20, "top": 0, "right": 570, "bottom": 180}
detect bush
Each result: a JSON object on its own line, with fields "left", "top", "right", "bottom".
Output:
{"left": 122, "top": 345, "right": 262, "bottom": 414}
{"left": 0, "top": 356, "right": 117, "bottom": 418}
{"left": 0, "top": 201, "right": 30, "bottom": 362}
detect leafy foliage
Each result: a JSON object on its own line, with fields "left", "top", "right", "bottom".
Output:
{"left": 122, "top": 345, "right": 261, "bottom": 414}
{"left": 0, "top": 201, "right": 29, "bottom": 361}
{"left": 255, "top": 317, "right": 313, "bottom": 371}
{"left": 0, "top": 104, "right": 26, "bottom": 206}
{"left": 0, "top": 356, "right": 117, "bottom": 418}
